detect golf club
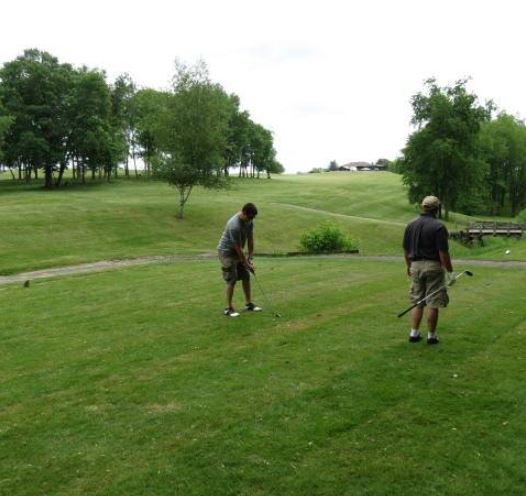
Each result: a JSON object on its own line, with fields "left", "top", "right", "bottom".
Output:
{"left": 250, "top": 268, "right": 282, "bottom": 318}
{"left": 397, "top": 270, "right": 473, "bottom": 318}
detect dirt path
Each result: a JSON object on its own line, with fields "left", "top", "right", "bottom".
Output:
{"left": 0, "top": 254, "right": 215, "bottom": 286}
{"left": 1, "top": 253, "right": 525, "bottom": 286}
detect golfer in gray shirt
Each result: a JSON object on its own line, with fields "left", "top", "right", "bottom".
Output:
{"left": 217, "top": 203, "right": 262, "bottom": 317}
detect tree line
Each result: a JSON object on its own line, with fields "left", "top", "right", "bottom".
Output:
{"left": 394, "top": 78, "right": 526, "bottom": 219}
{"left": 0, "top": 49, "right": 283, "bottom": 204}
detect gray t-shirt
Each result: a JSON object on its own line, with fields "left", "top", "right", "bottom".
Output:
{"left": 217, "top": 213, "right": 254, "bottom": 255}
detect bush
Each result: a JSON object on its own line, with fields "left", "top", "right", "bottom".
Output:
{"left": 300, "top": 222, "right": 356, "bottom": 253}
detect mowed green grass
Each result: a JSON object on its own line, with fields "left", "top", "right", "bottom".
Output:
{"left": 1, "top": 258, "right": 525, "bottom": 496}
{"left": 2, "top": 172, "right": 525, "bottom": 275}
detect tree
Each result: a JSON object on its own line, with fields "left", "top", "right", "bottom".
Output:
{"left": 220, "top": 99, "right": 280, "bottom": 179}
{"left": 111, "top": 74, "right": 137, "bottom": 177}
{"left": 66, "top": 68, "right": 125, "bottom": 184}
{"left": 400, "top": 79, "right": 491, "bottom": 219}
{"left": 132, "top": 88, "right": 171, "bottom": 176}
{"left": 328, "top": 160, "right": 339, "bottom": 171}
{"left": 223, "top": 96, "right": 251, "bottom": 176}
{"left": 479, "top": 113, "right": 526, "bottom": 216}
{"left": 267, "top": 159, "right": 285, "bottom": 176}
{"left": 154, "top": 60, "right": 230, "bottom": 219}
{"left": 0, "top": 49, "right": 74, "bottom": 188}
{"left": 0, "top": 99, "right": 13, "bottom": 163}
{"left": 248, "top": 122, "right": 276, "bottom": 178}
{"left": 386, "top": 157, "right": 404, "bottom": 174}
{"left": 375, "top": 158, "right": 391, "bottom": 168}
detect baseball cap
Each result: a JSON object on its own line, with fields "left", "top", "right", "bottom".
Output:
{"left": 421, "top": 196, "right": 440, "bottom": 209}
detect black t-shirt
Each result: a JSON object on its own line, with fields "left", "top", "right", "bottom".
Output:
{"left": 403, "top": 214, "right": 449, "bottom": 262}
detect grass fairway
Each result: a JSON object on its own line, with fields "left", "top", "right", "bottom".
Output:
{"left": 2, "top": 172, "right": 525, "bottom": 275}
{"left": 1, "top": 258, "right": 525, "bottom": 495}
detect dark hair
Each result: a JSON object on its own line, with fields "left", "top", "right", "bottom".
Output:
{"left": 242, "top": 202, "right": 258, "bottom": 218}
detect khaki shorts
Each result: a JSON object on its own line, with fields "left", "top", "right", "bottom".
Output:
{"left": 409, "top": 260, "right": 449, "bottom": 309}
{"left": 218, "top": 251, "right": 250, "bottom": 285}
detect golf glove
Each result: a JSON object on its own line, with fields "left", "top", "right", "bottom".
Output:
{"left": 446, "top": 272, "right": 456, "bottom": 286}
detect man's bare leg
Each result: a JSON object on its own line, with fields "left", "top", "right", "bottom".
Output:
{"left": 226, "top": 283, "right": 235, "bottom": 309}
{"left": 427, "top": 307, "right": 439, "bottom": 336}
{"left": 241, "top": 278, "right": 251, "bottom": 305}
{"left": 427, "top": 308, "right": 438, "bottom": 344}
{"left": 411, "top": 306, "right": 424, "bottom": 331}
{"left": 408, "top": 306, "right": 424, "bottom": 341}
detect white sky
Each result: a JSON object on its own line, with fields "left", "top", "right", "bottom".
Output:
{"left": 1, "top": 0, "right": 525, "bottom": 172}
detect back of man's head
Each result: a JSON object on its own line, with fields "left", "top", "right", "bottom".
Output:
{"left": 421, "top": 195, "right": 440, "bottom": 215}
{"left": 242, "top": 203, "right": 258, "bottom": 219}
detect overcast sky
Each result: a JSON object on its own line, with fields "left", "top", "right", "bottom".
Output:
{"left": 2, "top": 0, "right": 525, "bottom": 172}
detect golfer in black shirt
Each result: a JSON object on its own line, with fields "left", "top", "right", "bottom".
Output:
{"left": 402, "top": 196, "right": 453, "bottom": 344}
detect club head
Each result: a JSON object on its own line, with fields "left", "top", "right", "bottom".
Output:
{"left": 464, "top": 270, "right": 474, "bottom": 276}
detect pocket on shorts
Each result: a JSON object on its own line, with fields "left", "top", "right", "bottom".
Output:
{"left": 219, "top": 254, "right": 237, "bottom": 283}
{"left": 427, "top": 289, "right": 449, "bottom": 308}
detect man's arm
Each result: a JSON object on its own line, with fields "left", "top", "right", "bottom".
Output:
{"left": 436, "top": 225, "right": 453, "bottom": 273}
{"left": 233, "top": 243, "right": 249, "bottom": 266}
{"left": 247, "top": 233, "right": 254, "bottom": 260}
{"left": 439, "top": 250, "right": 453, "bottom": 273}
{"left": 228, "top": 221, "right": 248, "bottom": 265}
{"left": 404, "top": 249, "right": 411, "bottom": 277}
{"left": 402, "top": 226, "right": 411, "bottom": 277}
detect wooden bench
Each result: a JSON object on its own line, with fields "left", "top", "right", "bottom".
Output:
{"left": 451, "top": 222, "right": 525, "bottom": 244}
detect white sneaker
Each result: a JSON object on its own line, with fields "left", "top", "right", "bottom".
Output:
{"left": 245, "top": 303, "right": 262, "bottom": 312}
{"left": 224, "top": 308, "right": 240, "bottom": 318}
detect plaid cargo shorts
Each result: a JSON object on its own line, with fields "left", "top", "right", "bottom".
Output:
{"left": 218, "top": 251, "right": 250, "bottom": 284}
{"left": 409, "top": 260, "right": 449, "bottom": 309}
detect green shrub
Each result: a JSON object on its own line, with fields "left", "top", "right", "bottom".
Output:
{"left": 300, "top": 222, "right": 356, "bottom": 253}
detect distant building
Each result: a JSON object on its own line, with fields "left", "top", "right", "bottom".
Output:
{"left": 338, "top": 161, "right": 386, "bottom": 172}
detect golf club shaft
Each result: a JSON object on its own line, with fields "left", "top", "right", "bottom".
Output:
{"left": 251, "top": 271, "right": 280, "bottom": 317}
{"left": 397, "top": 270, "right": 470, "bottom": 318}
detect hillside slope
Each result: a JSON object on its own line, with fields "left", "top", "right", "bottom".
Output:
{"left": 1, "top": 172, "right": 524, "bottom": 274}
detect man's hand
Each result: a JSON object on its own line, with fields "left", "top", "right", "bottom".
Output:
{"left": 446, "top": 271, "right": 456, "bottom": 286}
{"left": 246, "top": 258, "right": 255, "bottom": 274}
